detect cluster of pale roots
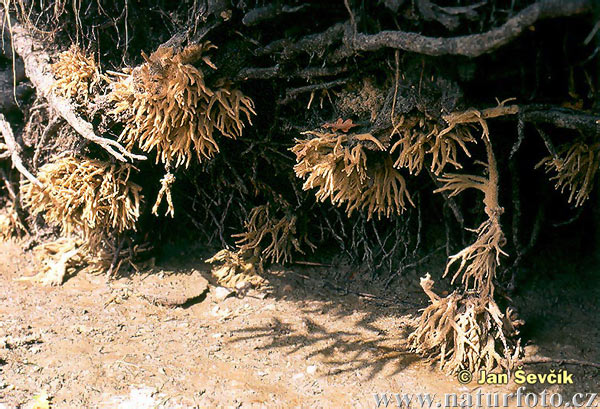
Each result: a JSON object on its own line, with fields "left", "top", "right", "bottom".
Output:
{"left": 51, "top": 45, "right": 101, "bottom": 104}
{"left": 20, "top": 156, "right": 142, "bottom": 284}
{"left": 108, "top": 43, "right": 255, "bottom": 168}
{"left": 536, "top": 141, "right": 600, "bottom": 207}
{"left": 292, "top": 131, "right": 413, "bottom": 219}
{"left": 21, "top": 237, "right": 151, "bottom": 286}
{"left": 233, "top": 205, "right": 315, "bottom": 264}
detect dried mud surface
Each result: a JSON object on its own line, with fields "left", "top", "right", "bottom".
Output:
{"left": 0, "top": 240, "right": 598, "bottom": 408}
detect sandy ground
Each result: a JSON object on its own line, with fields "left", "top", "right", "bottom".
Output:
{"left": 0, "top": 239, "right": 598, "bottom": 408}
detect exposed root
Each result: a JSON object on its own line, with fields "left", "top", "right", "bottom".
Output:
{"left": 0, "top": 113, "right": 42, "bottom": 187}
{"left": 233, "top": 205, "right": 315, "bottom": 264}
{"left": 6, "top": 18, "right": 145, "bottom": 162}
{"left": 536, "top": 141, "right": 600, "bottom": 207}
{"left": 347, "top": 1, "right": 592, "bottom": 57}
{"left": 292, "top": 130, "right": 413, "bottom": 219}
{"left": 206, "top": 249, "right": 266, "bottom": 289}
{"left": 109, "top": 43, "right": 255, "bottom": 168}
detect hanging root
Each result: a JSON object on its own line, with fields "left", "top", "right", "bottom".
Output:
{"left": 233, "top": 205, "right": 315, "bottom": 264}
{"left": 292, "top": 130, "right": 413, "bottom": 219}
{"left": 536, "top": 141, "right": 600, "bottom": 207}
{"left": 109, "top": 43, "right": 255, "bottom": 168}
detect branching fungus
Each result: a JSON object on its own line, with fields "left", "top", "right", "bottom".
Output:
{"left": 233, "top": 205, "right": 315, "bottom": 264}
{"left": 536, "top": 141, "right": 600, "bottom": 207}
{"left": 109, "top": 43, "right": 255, "bottom": 167}
{"left": 292, "top": 131, "right": 413, "bottom": 219}
{"left": 21, "top": 156, "right": 142, "bottom": 248}
{"left": 51, "top": 45, "right": 101, "bottom": 104}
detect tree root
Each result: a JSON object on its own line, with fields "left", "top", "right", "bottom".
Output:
{"left": 2, "top": 12, "right": 145, "bottom": 163}
{"left": 0, "top": 113, "right": 41, "bottom": 187}
{"left": 345, "top": 0, "right": 593, "bottom": 57}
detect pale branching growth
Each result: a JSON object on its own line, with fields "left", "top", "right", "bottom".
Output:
{"left": 410, "top": 112, "right": 521, "bottom": 373}
{"left": 0, "top": 204, "right": 25, "bottom": 239}
{"left": 409, "top": 275, "right": 520, "bottom": 374}
{"left": 233, "top": 205, "right": 315, "bottom": 264}
{"left": 51, "top": 45, "right": 100, "bottom": 104}
{"left": 390, "top": 114, "right": 475, "bottom": 176}
{"left": 21, "top": 156, "right": 142, "bottom": 248}
{"left": 152, "top": 171, "right": 175, "bottom": 217}
{"left": 206, "top": 249, "right": 266, "bottom": 289}
{"left": 536, "top": 142, "right": 600, "bottom": 207}
{"left": 444, "top": 218, "right": 507, "bottom": 297}
{"left": 362, "top": 157, "right": 413, "bottom": 219}
{"left": 434, "top": 172, "right": 488, "bottom": 197}
{"left": 292, "top": 131, "right": 413, "bottom": 219}
{"left": 109, "top": 43, "right": 255, "bottom": 167}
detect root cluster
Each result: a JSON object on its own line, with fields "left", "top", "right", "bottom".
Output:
{"left": 51, "top": 45, "right": 101, "bottom": 104}
{"left": 0, "top": 204, "right": 24, "bottom": 239}
{"left": 206, "top": 249, "right": 266, "bottom": 289}
{"left": 390, "top": 114, "right": 475, "bottom": 176}
{"left": 409, "top": 274, "right": 521, "bottom": 373}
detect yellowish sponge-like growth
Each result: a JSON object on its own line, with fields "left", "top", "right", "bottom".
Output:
{"left": 292, "top": 131, "right": 413, "bottom": 220}
{"left": 21, "top": 156, "right": 142, "bottom": 248}
{"left": 51, "top": 45, "right": 101, "bottom": 104}
{"left": 109, "top": 43, "right": 255, "bottom": 167}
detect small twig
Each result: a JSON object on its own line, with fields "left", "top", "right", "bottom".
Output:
{"left": 535, "top": 126, "right": 559, "bottom": 159}
{"left": 106, "top": 236, "right": 126, "bottom": 278}
{"left": 33, "top": 116, "right": 62, "bottom": 167}
{"left": 385, "top": 244, "right": 445, "bottom": 289}
{"left": 242, "top": 4, "right": 308, "bottom": 26}
{"left": 522, "top": 105, "right": 600, "bottom": 134}
{"left": 0, "top": 167, "right": 17, "bottom": 201}
{"left": 0, "top": 113, "right": 42, "bottom": 187}
{"left": 292, "top": 260, "right": 332, "bottom": 267}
